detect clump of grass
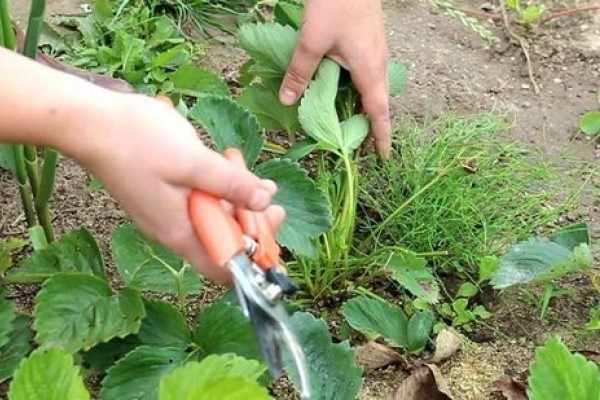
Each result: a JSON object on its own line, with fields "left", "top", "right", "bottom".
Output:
{"left": 357, "top": 113, "right": 578, "bottom": 276}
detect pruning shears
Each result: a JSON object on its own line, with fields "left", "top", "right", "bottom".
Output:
{"left": 188, "top": 147, "right": 311, "bottom": 399}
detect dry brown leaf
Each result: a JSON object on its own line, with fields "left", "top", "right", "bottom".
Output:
{"left": 356, "top": 342, "right": 403, "bottom": 372}
{"left": 432, "top": 329, "right": 462, "bottom": 363}
{"left": 389, "top": 364, "right": 455, "bottom": 400}
{"left": 492, "top": 376, "right": 528, "bottom": 400}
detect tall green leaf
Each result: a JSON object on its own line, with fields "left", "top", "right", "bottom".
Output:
{"left": 0, "top": 316, "right": 33, "bottom": 383}
{"left": 255, "top": 159, "right": 332, "bottom": 257}
{"left": 34, "top": 273, "right": 145, "bottom": 353}
{"left": 490, "top": 239, "right": 593, "bottom": 289}
{"left": 341, "top": 297, "right": 408, "bottom": 348}
{"left": 285, "top": 312, "right": 363, "bottom": 400}
{"left": 238, "top": 23, "right": 297, "bottom": 74}
{"left": 111, "top": 223, "right": 202, "bottom": 295}
{"left": 387, "top": 253, "right": 440, "bottom": 304}
{"left": 193, "top": 301, "right": 261, "bottom": 362}
{"left": 159, "top": 355, "right": 269, "bottom": 400}
{"left": 6, "top": 228, "right": 104, "bottom": 283}
{"left": 528, "top": 336, "right": 600, "bottom": 400}
{"left": 100, "top": 345, "right": 188, "bottom": 400}
{"left": 298, "top": 59, "right": 343, "bottom": 151}
{"left": 170, "top": 65, "right": 229, "bottom": 98}
{"left": 189, "top": 96, "right": 264, "bottom": 167}
{"left": 8, "top": 348, "right": 89, "bottom": 400}
{"left": 237, "top": 79, "right": 300, "bottom": 134}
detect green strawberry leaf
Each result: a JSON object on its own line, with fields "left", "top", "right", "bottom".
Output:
{"left": 192, "top": 301, "right": 261, "bottom": 362}
{"left": 388, "top": 59, "right": 408, "bottom": 97}
{"left": 170, "top": 65, "right": 229, "bottom": 98}
{"left": 159, "top": 354, "right": 269, "bottom": 400}
{"left": 0, "top": 292, "right": 15, "bottom": 349}
{"left": 490, "top": 239, "right": 593, "bottom": 289}
{"left": 100, "top": 345, "right": 188, "bottom": 400}
{"left": 285, "top": 312, "right": 363, "bottom": 400}
{"left": 549, "top": 221, "right": 590, "bottom": 251}
{"left": 528, "top": 336, "right": 600, "bottom": 400}
{"left": 274, "top": 1, "right": 303, "bottom": 29}
{"left": 0, "top": 238, "right": 27, "bottom": 275}
{"left": 0, "top": 315, "right": 33, "bottom": 383}
{"left": 255, "top": 159, "right": 332, "bottom": 257}
{"left": 189, "top": 96, "right": 264, "bottom": 168}
{"left": 407, "top": 311, "right": 434, "bottom": 353}
{"left": 82, "top": 336, "right": 141, "bottom": 372}
{"left": 33, "top": 273, "right": 145, "bottom": 353}
{"left": 6, "top": 228, "right": 104, "bottom": 283}
{"left": 341, "top": 297, "right": 408, "bottom": 348}
{"left": 136, "top": 300, "right": 191, "bottom": 346}
{"left": 237, "top": 79, "right": 300, "bottom": 134}
{"left": 0, "top": 145, "right": 17, "bottom": 176}
{"left": 298, "top": 59, "right": 343, "bottom": 152}
{"left": 111, "top": 223, "right": 202, "bottom": 295}
{"left": 387, "top": 253, "right": 440, "bottom": 304}
{"left": 8, "top": 348, "right": 89, "bottom": 400}
{"left": 340, "top": 114, "right": 370, "bottom": 152}
{"left": 580, "top": 111, "right": 600, "bottom": 135}
{"left": 238, "top": 23, "right": 297, "bottom": 74}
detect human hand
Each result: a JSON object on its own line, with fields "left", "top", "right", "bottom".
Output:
{"left": 279, "top": 0, "right": 391, "bottom": 158}
{"left": 61, "top": 93, "right": 285, "bottom": 283}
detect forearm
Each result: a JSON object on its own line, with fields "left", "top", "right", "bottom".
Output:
{"left": 0, "top": 47, "right": 126, "bottom": 160}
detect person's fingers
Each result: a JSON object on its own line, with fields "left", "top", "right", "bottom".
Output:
{"left": 181, "top": 235, "right": 233, "bottom": 284}
{"left": 279, "top": 33, "right": 325, "bottom": 106}
{"left": 350, "top": 60, "right": 391, "bottom": 159}
{"left": 185, "top": 146, "right": 277, "bottom": 211}
{"left": 265, "top": 205, "right": 286, "bottom": 234}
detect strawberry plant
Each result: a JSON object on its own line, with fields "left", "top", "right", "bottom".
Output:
{"left": 579, "top": 91, "right": 600, "bottom": 137}
{"left": 1, "top": 225, "right": 363, "bottom": 399}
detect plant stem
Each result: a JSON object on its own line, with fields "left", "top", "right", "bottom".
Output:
{"left": 35, "top": 149, "right": 59, "bottom": 241}
{"left": 11, "top": 146, "right": 37, "bottom": 227}
{"left": 0, "top": 0, "right": 16, "bottom": 50}
{"left": 541, "top": 5, "right": 600, "bottom": 23}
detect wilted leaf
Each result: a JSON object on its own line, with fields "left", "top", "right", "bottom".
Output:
{"left": 0, "top": 316, "right": 33, "bottom": 383}
{"left": 391, "top": 364, "right": 454, "bottom": 400}
{"left": 159, "top": 354, "right": 269, "bottom": 400}
{"left": 341, "top": 297, "right": 408, "bottom": 348}
{"left": 170, "top": 65, "right": 229, "bottom": 98}
{"left": 356, "top": 342, "right": 402, "bottom": 372}
{"left": 528, "top": 336, "right": 600, "bottom": 400}
{"left": 238, "top": 23, "right": 297, "bottom": 74}
{"left": 111, "top": 223, "right": 202, "bottom": 295}
{"left": 255, "top": 159, "right": 332, "bottom": 257}
{"left": 298, "top": 59, "right": 344, "bottom": 152}
{"left": 388, "top": 59, "right": 408, "bottom": 97}
{"left": 493, "top": 376, "right": 528, "bottom": 400}
{"left": 33, "top": 273, "right": 145, "bottom": 353}
{"left": 285, "top": 312, "right": 363, "bottom": 400}
{"left": 0, "top": 238, "right": 27, "bottom": 275}
{"left": 193, "top": 301, "right": 261, "bottom": 362}
{"left": 189, "top": 96, "right": 264, "bottom": 168}
{"left": 237, "top": 79, "right": 300, "bottom": 134}
{"left": 100, "top": 345, "right": 188, "bottom": 400}
{"left": 431, "top": 329, "right": 462, "bottom": 363}
{"left": 8, "top": 348, "right": 89, "bottom": 400}
{"left": 6, "top": 228, "right": 105, "bottom": 283}
{"left": 387, "top": 253, "right": 440, "bottom": 304}
{"left": 490, "top": 239, "right": 593, "bottom": 289}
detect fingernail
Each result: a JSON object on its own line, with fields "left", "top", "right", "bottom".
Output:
{"left": 249, "top": 188, "right": 272, "bottom": 210}
{"left": 376, "top": 142, "right": 391, "bottom": 160}
{"left": 280, "top": 88, "right": 297, "bottom": 106}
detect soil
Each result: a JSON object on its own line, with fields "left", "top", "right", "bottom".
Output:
{"left": 2, "top": 0, "right": 599, "bottom": 399}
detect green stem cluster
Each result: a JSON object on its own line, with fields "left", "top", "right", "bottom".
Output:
{"left": 0, "top": 0, "right": 57, "bottom": 244}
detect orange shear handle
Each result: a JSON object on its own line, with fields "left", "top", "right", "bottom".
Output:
{"left": 188, "top": 148, "right": 281, "bottom": 270}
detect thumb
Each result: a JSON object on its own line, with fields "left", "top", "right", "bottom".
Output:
{"left": 280, "top": 40, "right": 323, "bottom": 106}
{"left": 188, "top": 146, "right": 277, "bottom": 211}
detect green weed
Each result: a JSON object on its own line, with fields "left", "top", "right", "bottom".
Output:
{"left": 357, "top": 113, "right": 576, "bottom": 277}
